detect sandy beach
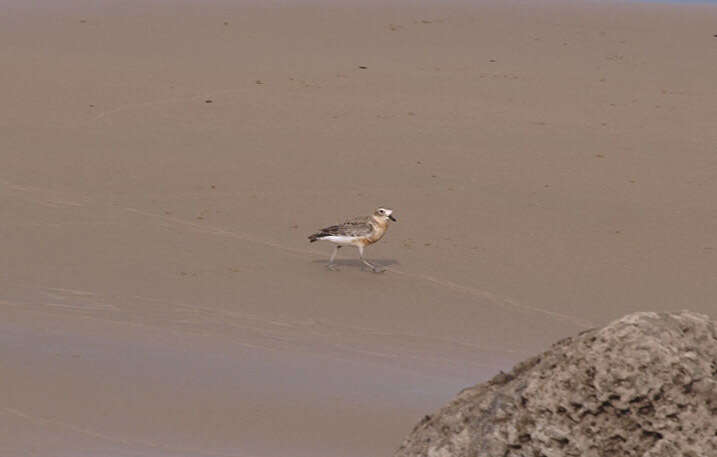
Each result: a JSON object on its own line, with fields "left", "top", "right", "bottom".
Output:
{"left": 1, "top": 1, "right": 716, "bottom": 456}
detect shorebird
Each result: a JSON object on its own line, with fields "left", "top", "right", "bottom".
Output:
{"left": 308, "top": 207, "right": 397, "bottom": 273}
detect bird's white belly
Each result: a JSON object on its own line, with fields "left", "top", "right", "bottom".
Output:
{"left": 323, "top": 235, "right": 362, "bottom": 246}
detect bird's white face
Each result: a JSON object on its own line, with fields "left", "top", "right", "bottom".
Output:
{"left": 375, "top": 207, "right": 396, "bottom": 222}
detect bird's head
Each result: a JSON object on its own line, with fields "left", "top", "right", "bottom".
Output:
{"left": 373, "top": 207, "right": 396, "bottom": 223}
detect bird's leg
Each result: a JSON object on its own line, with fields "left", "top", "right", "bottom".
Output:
{"left": 327, "top": 245, "right": 341, "bottom": 271}
{"left": 358, "top": 245, "right": 384, "bottom": 273}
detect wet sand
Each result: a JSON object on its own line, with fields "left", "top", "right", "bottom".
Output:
{"left": 1, "top": 1, "right": 717, "bottom": 456}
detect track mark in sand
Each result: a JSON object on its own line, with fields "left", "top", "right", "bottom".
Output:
{"left": 92, "top": 88, "right": 252, "bottom": 123}
{"left": 0, "top": 407, "right": 253, "bottom": 457}
{"left": 329, "top": 341, "right": 497, "bottom": 371}
{"left": 93, "top": 97, "right": 193, "bottom": 123}
{"left": 0, "top": 297, "right": 116, "bottom": 313}
{"left": 307, "top": 319, "right": 529, "bottom": 356}
{"left": 0, "top": 178, "right": 87, "bottom": 208}
{"left": 0, "top": 294, "right": 293, "bottom": 354}
{"left": 41, "top": 302, "right": 117, "bottom": 311}
{"left": 124, "top": 207, "right": 313, "bottom": 260}
{"left": 42, "top": 286, "right": 96, "bottom": 297}
{"left": 124, "top": 208, "right": 594, "bottom": 330}
{"left": 386, "top": 269, "right": 595, "bottom": 329}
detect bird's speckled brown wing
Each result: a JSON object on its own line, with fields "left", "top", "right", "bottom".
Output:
{"left": 319, "top": 220, "right": 373, "bottom": 237}
{"left": 308, "top": 216, "right": 373, "bottom": 242}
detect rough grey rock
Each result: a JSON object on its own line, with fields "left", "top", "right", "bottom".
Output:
{"left": 395, "top": 311, "right": 717, "bottom": 457}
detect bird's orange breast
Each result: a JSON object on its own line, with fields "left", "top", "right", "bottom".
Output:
{"left": 363, "top": 220, "right": 388, "bottom": 245}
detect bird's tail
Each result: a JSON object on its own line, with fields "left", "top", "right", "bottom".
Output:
{"left": 308, "top": 233, "right": 324, "bottom": 243}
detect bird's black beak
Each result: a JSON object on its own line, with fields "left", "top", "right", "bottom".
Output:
{"left": 389, "top": 215, "right": 397, "bottom": 222}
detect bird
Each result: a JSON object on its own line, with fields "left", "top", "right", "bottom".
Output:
{"left": 308, "top": 207, "right": 397, "bottom": 273}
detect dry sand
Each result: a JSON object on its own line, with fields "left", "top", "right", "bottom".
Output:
{"left": 1, "top": 1, "right": 716, "bottom": 456}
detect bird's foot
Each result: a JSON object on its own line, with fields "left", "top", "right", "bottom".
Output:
{"left": 362, "top": 263, "right": 385, "bottom": 273}
{"left": 326, "top": 264, "right": 340, "bottom": 272}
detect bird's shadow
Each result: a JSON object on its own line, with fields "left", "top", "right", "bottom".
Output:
{"left": 311, "top": 258, "right": 399, "bottom": 269}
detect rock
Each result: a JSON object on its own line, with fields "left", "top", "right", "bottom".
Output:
{"left": 395, "top": 311, "right": 717, "bottom": 457}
